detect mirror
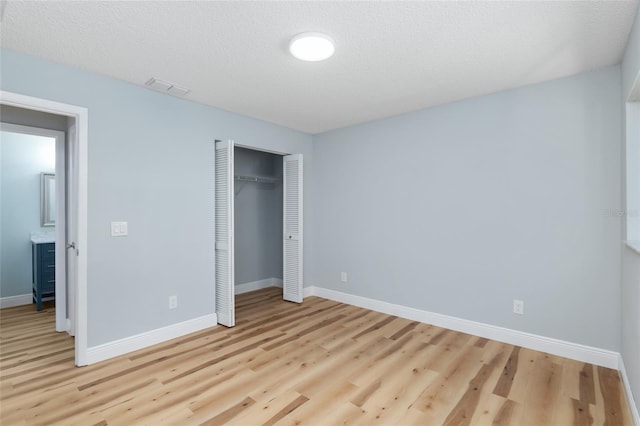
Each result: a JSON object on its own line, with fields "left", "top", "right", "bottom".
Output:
{"left": 41, "top": 173, "right": 55, "bottom": 227}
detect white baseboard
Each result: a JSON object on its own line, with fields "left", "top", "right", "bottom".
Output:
{"left": 303, "top": 286, "right": 315, "bottom": 299}
{"left": 235, "top": 278, "right": 283, "bottom": 295}
{"left": 0, "top": 293, "right": 32, "bottom": 309}
{"left": 86, "top": 313, "right": 218, "bottom": 365}
{"left": 619, "top": 355, "right": 640, "bottom": 425}
{"left": 304, "top": 286, "right": 619, "bottom": 369}
{"left": 66, "top": 319, "right": 74, "bottom": 336}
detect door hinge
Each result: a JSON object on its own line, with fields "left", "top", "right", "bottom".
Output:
{"left": 67, "top": 242, "right": 79, "bottom": 256}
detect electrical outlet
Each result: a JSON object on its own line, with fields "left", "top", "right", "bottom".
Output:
{"left": 169, "top": 295, "right": 178, "bottom": 310}
{"left": 341, "top": 272, "right": 348, "bottom": 283}
{"left": 513, "top": 299, "right": 524, "bottom": 315}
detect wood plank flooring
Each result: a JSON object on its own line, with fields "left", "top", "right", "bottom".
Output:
{"left": 0, "top": 287, "right": 633, "bottom": 425}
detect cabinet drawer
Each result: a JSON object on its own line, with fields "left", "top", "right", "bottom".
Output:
{"left": 42, "top": 263, "right": 55, "bottom": 275}
{"left": 42, "top": 269, "right": 56, "bottom": 283}
{"left": 42, "top": 278, "right": 55, "bottom": 293}
{"left": 42, "top": 252, "right": 56, "bottom": 264}
{"left": 41, "top": 245, "right": 56, "bottom": 262}
{"left": 40, "top": 243, "right": 55, "bottom": 252}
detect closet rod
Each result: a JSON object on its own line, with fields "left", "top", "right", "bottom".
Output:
{"left": 234, "top": 174, "right": 280, "bottom": 184}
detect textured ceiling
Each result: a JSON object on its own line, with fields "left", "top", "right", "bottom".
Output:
{"left": 1, "top": 1, "right": 638, "bottom": 134}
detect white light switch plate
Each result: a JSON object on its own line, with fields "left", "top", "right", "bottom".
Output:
{"left": 111, "top": 221, "right": 128, "bottom": 237}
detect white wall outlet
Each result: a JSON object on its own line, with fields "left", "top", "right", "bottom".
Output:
{"left": 169, "top": 295, "right": 177, "bottom": 310}
{"left": 513, "top": 299, "right": 524, "bottom": 315}
{"left": 111, "top": 221, "right": 128, "bottom": 237}
{"left": 341, "top": 272, "right": 348, "bottom": 283}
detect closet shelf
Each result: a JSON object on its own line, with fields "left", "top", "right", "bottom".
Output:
{"left": 234, "top": 174, "right": 280, "bottom": 184}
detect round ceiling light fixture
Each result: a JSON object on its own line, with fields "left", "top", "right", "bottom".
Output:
{"left": 289, "top": 32, "right": 335, "bottom": 62}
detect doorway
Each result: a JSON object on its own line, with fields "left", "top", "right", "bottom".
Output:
{"left": 0, "top": 91, "right": 88, "bottom": 366}
{"left": 214, "top": 140, "right": 304, "bottom": 327}
{"left": 0, "top": 123, "right": 67, "bottom": 332}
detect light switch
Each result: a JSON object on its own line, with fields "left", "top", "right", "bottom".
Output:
{"left": 111, "top": 221, "right": 128, "bottom": 237}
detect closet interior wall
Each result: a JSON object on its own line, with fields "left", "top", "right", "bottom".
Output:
{"left": 234, "top": 147, "right": 283, "bottom": 291}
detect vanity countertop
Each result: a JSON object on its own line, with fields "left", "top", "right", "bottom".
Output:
{"left": 30, "top": 232, "right": 55, "bottom": 244}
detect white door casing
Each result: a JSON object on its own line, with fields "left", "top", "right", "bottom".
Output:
{"left": 0, "top": 90, "right": 88, "bottom": 366}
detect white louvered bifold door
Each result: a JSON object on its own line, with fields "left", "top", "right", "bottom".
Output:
{"left": 215, "top": 140, "right": 235, "bottom": 327}
{"left": 283, "top": 154, "right": 303, "bottom": 303}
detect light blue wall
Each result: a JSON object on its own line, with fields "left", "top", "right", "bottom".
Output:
{"left": 0, "top": 48, "right": 312, "bottom": 347}
{"left": 621, "top": 3, "right": 640, "bottom": 416}
{"left": 311, "top": 66, "right": 622, "bottom": 351}
{"left": 622, "top": 4, "right": 640, "bottom": 100}
{"left": 0, "top": 131, "right": 55, "bottom": 297}
{"left": 234, "top": 147, "right": 283, "bottom": 285}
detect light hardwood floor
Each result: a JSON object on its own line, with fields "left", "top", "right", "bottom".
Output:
{"left": 0, "top": 287, "right": 633, "bottom": 425}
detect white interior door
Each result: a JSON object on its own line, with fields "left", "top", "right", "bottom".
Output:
{"left": 215, "top": 140, "right": 235, "bottom": 327}
{"left": 65, "top": 121, "right": 78, "bottom": 336}
{"left": 283, "top": 154, "right": 303, "bottom": 303}
{"left": 54, "top": 128, "right": 67, "bottom": 332}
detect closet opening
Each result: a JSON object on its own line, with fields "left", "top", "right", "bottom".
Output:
{"left": 234, "top": 147, "right": 284, "bottom": 299}
{"left": 214, "top": 140, "right": 303, "bottom": 327}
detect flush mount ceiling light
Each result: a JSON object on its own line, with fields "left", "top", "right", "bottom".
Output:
{"left": 289, "top": 32, "right": 335, "bottom": 62}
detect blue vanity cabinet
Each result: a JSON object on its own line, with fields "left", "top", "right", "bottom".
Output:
{"left": 32, "top": 242, "right": 55, "bottom": 311}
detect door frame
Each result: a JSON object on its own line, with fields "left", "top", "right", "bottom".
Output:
{"left": 216, "top": 142, "right": 303, "bottom": 325}
{"left": 0, "top": 122, "right": 67, "bottom": 331}
{"left": 1, "top": 91, "right": 89, "bottom": 366}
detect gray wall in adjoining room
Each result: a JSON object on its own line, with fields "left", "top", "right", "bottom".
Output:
{"left": 0, "top": 131, "right": 56, "bottom": 297}
{"left": 234, "top": 147, "right": 283, "bottom": 285}
{"left": 621, "top": 2, "right": 640, "bottom": 416}
{"left": 0, "top": 48, "right": 313, "bottom": 347}
{"left": 311, "top": 65, "right": 622, "bottom": 351}
{"left": 1, "top": 105, "right": 70, "bottom": 131}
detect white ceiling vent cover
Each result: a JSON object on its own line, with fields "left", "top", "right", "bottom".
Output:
{"left": 168, "top": 85, "right": 190, "bottom": 97}
{"left": 145, "top": 78, "right": 191, "bottom": 97}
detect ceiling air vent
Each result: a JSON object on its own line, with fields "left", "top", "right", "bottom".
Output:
{"left": 145, "top": 78, "right": 190, "bottom": 97}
